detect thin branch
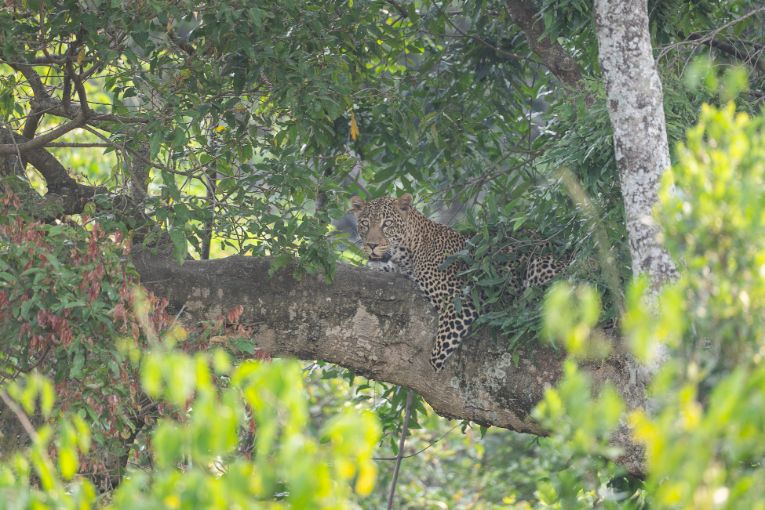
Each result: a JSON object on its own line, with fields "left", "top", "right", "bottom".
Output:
{"left": 45, "top": 142, "right": 114, "bottom": 148}
{"left": 29, "top": 96, "right": 148, "bottom": 125}
{"left": 66, "top": 56, "right": 93, "bottom": 117}
{"left": 383, "top": 0, "right": 409, "bottom": 19}
{"left": 658, "top": 6, "right": 765, "bottom": 61}
{"left": 386, "top": 388, "right": 414, "bottom": 510}
{"left": 0, "top": 390, "right": 38, "bottom": 441}
{"left": 29, "top": 55, "right": 68, "bottom": 65}
{"left": 0, "top": 114, "right": 86, "bottom": 154}
{"left": 373, "top": 423, "right": 459, "bottom": 461}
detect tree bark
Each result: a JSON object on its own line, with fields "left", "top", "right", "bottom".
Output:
{"left": 505, "top": 0, "right": 583, "bottom": 88}
{"left": 594, "top": 0, "right": 678, "bottom": 291}
{"left": 133, "top": 253, "right": 648, "bottom": 474}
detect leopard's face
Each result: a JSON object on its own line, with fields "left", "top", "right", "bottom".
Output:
{"left": 350, "top": 195, "right": 412, "bottom": 262}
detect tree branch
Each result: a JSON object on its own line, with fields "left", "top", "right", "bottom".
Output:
{"left": 11, "top": 64, "right": 48, "bottom": 140}
{"left": 0, "top": 127, "right": 117, "bottom": 218}
{"left": 1, "top": 127, "right": 82, "bottom": 192}
{"left": 0, "top": 114, "right": 86, "bottom": 155}
{"left": 0, "top": 390, "right": 38, "bottom": 442}
{"left": 657, "top": 6, "right": 765, "bottom": 64}
{"left": 133, "top": 254, "right": 648, "bottom": 475}
{"left": 505, "top": 0, "right": 583, "bottom": 88}
{"left": 32, "top": 95, "right": 148, "bottom": 125}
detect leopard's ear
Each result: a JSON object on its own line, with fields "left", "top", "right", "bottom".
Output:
{"left": 350, "top": 195, "right": 365, "bottom": 215}
{"left": 397, "top": 193, "right": 413, "bottom": 213}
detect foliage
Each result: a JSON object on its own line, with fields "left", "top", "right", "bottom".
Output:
{"left": 0, "top": 0, "right": 761, "bottom": 329}
{"left": 0, "top": 188, "right": 162, "bottom": 481}
{"left": 1, "top": 0, "right": 765, "bottom": 508}
{"left": 511, "top": 103, "right": 765, "bottom": 509}
{"left": 0, "top": 373, "right": 96, "bottom": 509}
{"left": 0, "top": 349, "right": 381, "bottom": 509}
{"left": 629, "top": 103, "right": 765, "bottom": 509}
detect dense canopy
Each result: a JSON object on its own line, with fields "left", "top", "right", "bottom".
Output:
{"left": 1, "top": 0, "right": 765, "bottom": 508}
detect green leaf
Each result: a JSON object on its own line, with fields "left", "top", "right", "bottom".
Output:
{"left": 170, "top": 228, "right": 188, "bottom": 263}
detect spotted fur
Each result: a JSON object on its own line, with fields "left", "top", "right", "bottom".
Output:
{"left": 350, "top": 194, "right": 565, "bottom": 371}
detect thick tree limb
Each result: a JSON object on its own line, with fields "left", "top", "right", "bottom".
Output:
{"left": 505, "top": 0, "right": 583, "bottom": 88}
{"left": 134, "top": 254, "right": 648, "bottom": 474}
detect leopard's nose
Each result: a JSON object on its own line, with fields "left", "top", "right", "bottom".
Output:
{"left": 367, "top": 242, "right": 378, "bottom": 250}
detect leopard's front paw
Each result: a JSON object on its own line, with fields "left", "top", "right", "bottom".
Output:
{"left": 367, "top": 260, "right": 396, "bottom": 273}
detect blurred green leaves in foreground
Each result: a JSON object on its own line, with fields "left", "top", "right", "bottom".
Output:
{"left": 1, "top": 346, "right": 380, "bottom": 509}
{"left": 531, "top": 102, "right": 765, "bottom": 509}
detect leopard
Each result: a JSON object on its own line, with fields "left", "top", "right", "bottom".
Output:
{"left": 350, "top": 193, "right": 565, "bottom": 372}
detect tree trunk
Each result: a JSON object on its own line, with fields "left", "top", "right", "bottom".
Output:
{"left": 133, "top": 253, "right": 648, "bottom": 474}
{"left": 594, "top": 0, "right": 678, "bottom": 291}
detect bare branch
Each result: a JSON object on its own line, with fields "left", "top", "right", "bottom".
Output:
{"left": 658, "top": 6, "right": 765, "bottom": 63}
{"left": 386, "top": 389, "right": 413, "bottom": 510}
{"left": 0, "top": 390, "right": 38, "bottom": 442}
{"left": 45, "top": 142, "right": 113, "bottom": 148}
{"left": 0, "top": 114, "right": 86, "bottom": 155}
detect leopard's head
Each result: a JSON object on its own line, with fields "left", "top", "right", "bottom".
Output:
{"left": 349, "top": 194, "right": 412, "bottom": 262}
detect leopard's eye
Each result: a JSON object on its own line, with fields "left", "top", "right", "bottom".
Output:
{"left": 359, "top": 219, "right": 369, "bottom": 227}
{"left": 382, "top": 220, "right": 394, "bottom": 228}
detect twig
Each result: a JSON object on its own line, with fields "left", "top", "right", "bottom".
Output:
{"left": 386, "top": 388, "right": 414, "bottom": 510}
{"left": 0, "top": 389, "right": 38, "bottom": 441}
{"left": 373, "top": 423, "right": 459, "bottom": 461}
{"left": 45, "top": 142, "right": 114, "bottom": 148}
{"left": 658, "top": 6, "right": 765, "bottom": 61}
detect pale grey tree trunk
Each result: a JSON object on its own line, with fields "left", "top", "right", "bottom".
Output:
{"left": 594, "top": 0, "right": 678, "bottom": 292}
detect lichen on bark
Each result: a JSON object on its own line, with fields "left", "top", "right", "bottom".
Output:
{"left": 594, "top": 0, "right": 678, "bottom": 292}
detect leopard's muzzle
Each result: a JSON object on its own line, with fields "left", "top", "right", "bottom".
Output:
{"left": 364, "top": 243, "right": 392, "bottom": 263}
